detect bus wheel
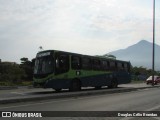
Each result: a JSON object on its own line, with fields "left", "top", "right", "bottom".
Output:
{"left": 109, "top": 79, "right": 118, "bottom": 88}
{"left": 54, "top": 89, "right": 62, "bottom": 92}
{"left": 69, "top": 79, "right": 81, "bottom": 91}
{"left": 95, "top": 86, "right": 102, "bottom": 90}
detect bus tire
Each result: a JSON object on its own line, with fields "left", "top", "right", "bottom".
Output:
{"left": 69, "top": 79, "right": 81, "bottom": 91}
{"left": 109, "top": 79, "right": 118, "bottom": 88}
{"left": 54, "top": 88, "right": 62, "bottom": 92}
{"left": 95, "top": 86, "right": 102, "bottom": 90}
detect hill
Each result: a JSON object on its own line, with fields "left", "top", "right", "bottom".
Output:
{"left": 107, "top": 40, "right": 160, "bottom": 70}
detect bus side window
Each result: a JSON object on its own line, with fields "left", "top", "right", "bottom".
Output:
{"left": 71, "top": 56, "right": 81, "bottom": 70}
{"left": 118, "top": 62, "right": 123, "bottom": 71}
{"left": 92, "top": 59, "right": 100, "bottom": 70}
{"left": 82, "top": 57, "right": 91, "bottom": 70}
{"left": 107, "top": 61, "right": 110, "bottom": 69}
{"left": 124, "top": 63, "right": 129, "bottom": 71}
{"left": 115, "top": 62, "right": 118, "bottom": 70}
{"left": 56, "top": 54, "right": 69, "bottom": 74}
{"left": 101, "top": 60, "right": 108, "bottom": 71}
{"left": 128, "top": 63, "right": 131, "bottom": 72}
{"left": 110, "top": 61, "right": 116, "bottom": 71}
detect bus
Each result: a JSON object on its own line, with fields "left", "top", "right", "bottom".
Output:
{"left": 33, "top": 50, "right": 131, "bottom": 91}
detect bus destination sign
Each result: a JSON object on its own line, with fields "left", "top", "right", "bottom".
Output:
{"left": 37, "top": 52, "right": 51, "bottom": 58}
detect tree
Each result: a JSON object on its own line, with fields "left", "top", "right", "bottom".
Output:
{"left": 0, "top": 62, "right": 25, "bottom": 83}
{"left": 20, "top": 57, "right": 34, "bottom": 81}
{"left": 20, "top": 58, "right": 29, "bottom": 64}
{"left": 131, "top": 66, "right": 160, "bottom": 81}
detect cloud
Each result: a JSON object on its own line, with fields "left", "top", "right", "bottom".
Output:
{"left": 0, "top": 0, "right": 160, "bottom": 63}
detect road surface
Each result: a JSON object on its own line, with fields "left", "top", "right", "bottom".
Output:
{"left": 0, "top": 83, "right": 153, "bottom": 100}
{"left": 0, "top": 86, "right": 160, "bottom": 120}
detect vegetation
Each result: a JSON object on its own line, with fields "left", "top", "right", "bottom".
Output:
{"left": 20, "top": 57, "right": 34, "bottom": 81}
{"left": 0, "top": 58, "right": 34, "bottom": 86}
{"left": 131, "top": 66, "right": 160, "bottom": 82}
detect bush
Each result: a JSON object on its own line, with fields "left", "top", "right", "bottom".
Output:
{"left": 0, "top": 62, "right": 25, "bottom": 84}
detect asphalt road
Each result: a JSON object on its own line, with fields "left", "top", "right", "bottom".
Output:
{"left": 0, "top": 83, "right": 153, "bottom": 100}
{"left": 1, "top": 87, "right": 160, "bottom": 120}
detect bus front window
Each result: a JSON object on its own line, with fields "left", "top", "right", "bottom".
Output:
{"left": 34, "top": 56, "right": 54, "bottom": 75}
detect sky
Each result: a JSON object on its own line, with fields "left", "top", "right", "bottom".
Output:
{"left": 0, "top": 0, "right": 160, "bottom": 63}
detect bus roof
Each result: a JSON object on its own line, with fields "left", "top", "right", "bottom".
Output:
{"left": 37, "top": 50, "right": 130, "bottom": 64}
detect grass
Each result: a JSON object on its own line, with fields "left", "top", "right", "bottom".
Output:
{"left": 131, "top": 80, "right": 145, "bottom": 84}
{"left": 0, "top": 81, "right": 32, "bottom": 86}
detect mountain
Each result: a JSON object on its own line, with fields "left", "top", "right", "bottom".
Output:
{"left": 107, "top": 40, "right": 160, "bottom": 70}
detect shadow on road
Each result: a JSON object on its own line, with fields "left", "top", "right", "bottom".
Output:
{"left": 29, "top": 86, "right": 124, "bottom": 95}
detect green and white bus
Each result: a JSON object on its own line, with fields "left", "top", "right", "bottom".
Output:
{"left": 33, "top": 50, "right": 131, "bottom": 91}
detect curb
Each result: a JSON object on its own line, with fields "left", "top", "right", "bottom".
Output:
{"left": 0, "top": 85, "right": 159, "bottom": 104}
{"left": 0, "top": 85, "right": 33, "bottom": 90}
{"left": 0, "top": 86, "right": 18, "bottom": 90}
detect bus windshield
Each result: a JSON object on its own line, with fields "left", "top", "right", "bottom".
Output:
{"left": 34, "top": 56, "right": 54, "bottom": 75}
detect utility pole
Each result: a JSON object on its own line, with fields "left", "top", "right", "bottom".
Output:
{"left": 152, "top": 0, "right": 155, "bottom": 86}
